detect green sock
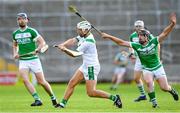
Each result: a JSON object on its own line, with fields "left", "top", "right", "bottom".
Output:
{"left": 148, "top": 92, "right": 157, "bottom": 105}
{"left": 60, "top": 99, "right": 68, "bottom": 107}
{"left": 50, "top": 94, "right": 56, "bottom": 100}
{"left": 109, "top": 95, "right": 117, "bottom": 101}
{"left": 32, "top": 92, "right": 41, "bottom": 100}
{"left": 137, "top": 84, "right": 146, "bottom": 96}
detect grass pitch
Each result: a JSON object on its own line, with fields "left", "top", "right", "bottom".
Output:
{"left": 0, "top": 83, "right": 179, "bottom": 113}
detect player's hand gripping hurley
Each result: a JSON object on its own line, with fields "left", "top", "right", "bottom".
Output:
{"left": 53, "top": 44, "right": 83, "bottom": 57}
{"left": 19, "top": 44, "right": 49, "bottom": 57}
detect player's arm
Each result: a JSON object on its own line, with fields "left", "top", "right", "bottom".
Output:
{"left": 158, "top": 13, "right": 176, "bottom": 43}
{"left": 114, "top": 60, "right": 128, "bottom": 66}
{"left": 35, "top": 36, "right": 46, "bottom": 53}
{"left": 101, "top": 33, "right": 131, "bottom": 47}
{"left": 128, "top": 47, "right": 136, "bottom": 58}
{"left": 12, "top": 41, "right": 19, "bottom": 59}
{"left": 113, "top": 60, "right": 120, "bottom": 65}
{"left": 58, "top": 38, "right": 83, "bottom": 57}
{"left": 113, "top": 54, "right": 120, "bottom": 65}
{"left": 158, "top": 44, "right": 161, "bottom": 58}
{"left": 55, "top": 38, "right": 77, "bottom": 51}
{"left": 61, "top": 38, "right": 77, "bottom": 47}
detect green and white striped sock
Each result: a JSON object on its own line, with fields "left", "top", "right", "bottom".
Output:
{"left": 60, "top": 99, "right": 68, "bottom": 107}
{"left": 50, "top": 94, "right": 56, "bottom": 100}
{"left": 148, "top": 91, "right": 157, "bottom": 106}
{"left": 32, "top": 92, "right": 41, "bottom": 101}
{"left": 109, "top": 95, "right": 117, "bottom": 101}
{"left": 137, "top": 84, "right": 146, "bottom": 96}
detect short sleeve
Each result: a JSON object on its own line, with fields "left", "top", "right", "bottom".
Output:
{"left": 130, "top": 42, "right": 139, "bottom": 51}
{"left": 30, "top": 28, "right": 40, "bottom": 40}
{"left": 75, "top": 36, "right": 81, "bottom": 42}
{"left": 129, "top": 34, "right": 133, "bottom": 42}
{"left": 151, "top": 37, "right": 159, "bottom": 45}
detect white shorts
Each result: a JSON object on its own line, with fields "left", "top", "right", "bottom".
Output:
{"left": 143, "top": 66, "right": 166, "bottom": 79}
{"left": 79, "top": 64, "right": 100, "bottom": 80}
{"left": 134, "top": 57, "right": 143, "bottom": 71}
{"left": 19, "top": 58, "right": 43, "bottom": 73}
{"left": 114, "top": 67, "right": 126, "bottom": 75}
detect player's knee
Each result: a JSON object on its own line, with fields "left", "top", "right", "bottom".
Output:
{"left": 87, "top": 90, "right": 96, "bottom": 97}
{"left": 37, "top": 80, "right": 46, "bottom": 85}
{"left": 134, "top": 77, "right": 141, "bottom": 83}
{"left": 134, "top": 78, "right": 140, "bottom": 83}
{"left": 146, "top": 81, "right": 153, "bottom": 88}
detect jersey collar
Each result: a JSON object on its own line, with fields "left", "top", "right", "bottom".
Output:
{"left": 19, "top": 26, "right": 28, "bottom": 32}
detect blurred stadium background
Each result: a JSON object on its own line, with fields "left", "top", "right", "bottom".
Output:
{"left": 0, "top": 0, "right": 180, "bottom": 84}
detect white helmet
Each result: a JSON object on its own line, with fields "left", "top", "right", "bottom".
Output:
{"left": 134, "top": 20, "right": 144, "bottom": 28}
{"left": 17, "top": 13, "right": 28, "bottom": 19}
{"left": 77, "top": 21, "right": 92, "bottom": 30}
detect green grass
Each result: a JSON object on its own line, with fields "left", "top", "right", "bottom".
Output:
{"left": 0, "top": 83, "right": 180, "bottom": 113}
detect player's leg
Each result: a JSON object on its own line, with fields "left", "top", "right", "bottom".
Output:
{"left": 85, "top": 66, "right": 122, "bottom": 108}
{"left": 134, "top": 58, "right": 146, "bottom": 102}
{"left": 155, "top": 66, "right": 179, "bottom": 101}
{"left": 31, "top": 72, "right": 37, "bottom": 86}
{"left": 116, "top": 68, "right": 126, "bottom": 84}
{"left": 112, "top": 74, "right": 117, "bottom": 84}
{"left": 112, "top": 68, "right": 126, "bottom": 90}
{"left": 56, "top": 69, "right": 84, "bottom": 108}
{"left": 110, "top": 73, "right": 117, "bottom": 90}
{"left": 35, "top": 72, "right": 57, "bottom": 106}
{"left": 143, "top": 70, "right": 158, "bottom": 108}
{"left": 31, "top": 59, "right": 57, "bottom": 106}
{"left": 86, "top": 80, "right": 122, "bottom": 108}
{"left": 19, "top": 60, "right": 42, "bottom": 106}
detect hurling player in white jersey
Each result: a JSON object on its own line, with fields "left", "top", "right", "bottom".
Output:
{"left": 55, "top": 21, "right": 122, "bottom": 108}
{"left": 101, "top": 13, "right": 178, "bottom": 108}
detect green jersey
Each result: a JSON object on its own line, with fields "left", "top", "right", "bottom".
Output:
{"left": 130, "top": 37, "right": 161, "bottom": 71}
{"left": 12, "top": 26, "right": 40, "bottom": 60}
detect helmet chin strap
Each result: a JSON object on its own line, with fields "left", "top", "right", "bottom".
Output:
{"left": 82, "top": 29, "right": 91, "bottom": 37}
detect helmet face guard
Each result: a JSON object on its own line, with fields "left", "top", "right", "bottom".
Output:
{"left": 138, "top": 29, "right": 150, "bottom": 38}
{"left": 77, "top": 21, "right": 92, "bottom": 31}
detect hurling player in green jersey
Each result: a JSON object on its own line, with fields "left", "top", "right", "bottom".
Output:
{"left": 129, "top": 20, "right": 147, "bottom": 102}
{"left": 129, "top": 21, "right": 160, "bottom": 102}
{"left": 101, "top": 13, "right": 178, "bottom": 108}
{"left": 12, "top": 13, "right": 57, "bottom": 107}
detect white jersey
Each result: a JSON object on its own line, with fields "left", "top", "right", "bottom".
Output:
{"left": 76, "top": 33, "right": 99, "bottom": 66}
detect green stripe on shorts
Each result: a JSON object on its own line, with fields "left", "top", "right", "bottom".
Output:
{"left": 88, "top": 66, "right": 94, "bottom": 80}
